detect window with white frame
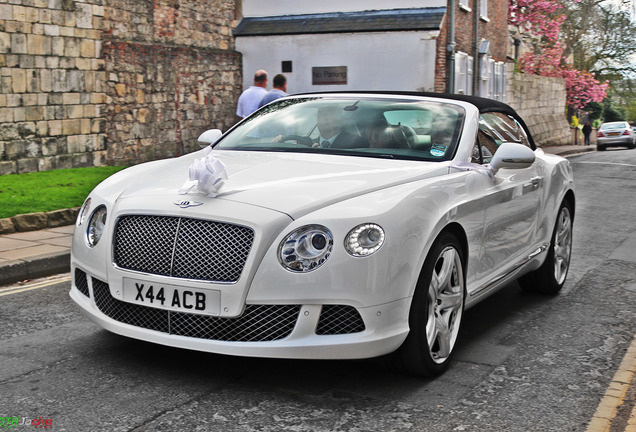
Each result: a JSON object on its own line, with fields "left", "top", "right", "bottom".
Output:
{"left": 479, "top": 57, "right": 492, "bottom": 99}
{"left": 494, "top": 61, "right": 504, "bottom": 101}
{"left": 480, "top": 0, "right": 488, "bottom": 19}
{"left": 459, "top": 0, "right": 470, "bottom": 10}
{"left": 454, "top": 52, "right": 474, "bottom": 96}
{"left": 478, "top": 58, "right": 506, "bottom": 102}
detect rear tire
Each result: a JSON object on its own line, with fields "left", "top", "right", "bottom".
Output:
{"left": 519, "top": 200, "right": 573, "bottom": 295}
{"left": 393, "top": 232, "right": 465, "bottom": 377}
{"left": 597, "top": 145, "right": 606, "bottom": 151}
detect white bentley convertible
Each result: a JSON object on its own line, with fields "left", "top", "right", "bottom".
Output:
{"left": 70, "top": 93, "right": 575, "bottom": 376}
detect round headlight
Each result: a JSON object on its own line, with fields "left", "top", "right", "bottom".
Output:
{"left": 345, "top": 223, "right": 385, "bottom": 257}
{"left": 86, "top": 205, "right": 107, "bottom": 247}
{"left": 278, "top": 225, "right": 333, "bottom": 272}
{"left": 77, "top": 197, "right": 91, "bottom": 226}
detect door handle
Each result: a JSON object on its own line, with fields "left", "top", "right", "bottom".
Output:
{"left": 530, "top": 177, "right": 542, "bottom": 188}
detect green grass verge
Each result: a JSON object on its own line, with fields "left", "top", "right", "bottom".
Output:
{"left": 0, "top": 166, "right": 126, "bottom": 219}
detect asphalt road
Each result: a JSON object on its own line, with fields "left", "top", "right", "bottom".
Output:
{"left": 1, "top": 148, "right": 635, "bottom": 432}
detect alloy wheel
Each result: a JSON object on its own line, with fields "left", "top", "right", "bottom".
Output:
{"left": 426, "top": 246, "right": 465, "bottom": 364}
{"left": 553, "top": 205, "right": 572, "bottom": 285}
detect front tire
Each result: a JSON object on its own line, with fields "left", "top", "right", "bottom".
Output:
{"left": 394, "top": 232, "right": 466, "bottom": 377}
{"left": 519, "top": 200, "right": 573, "bottom": 294}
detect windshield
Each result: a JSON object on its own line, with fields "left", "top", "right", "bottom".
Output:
{"left": 215, "top": 97, "right": 466, "bottom": 161}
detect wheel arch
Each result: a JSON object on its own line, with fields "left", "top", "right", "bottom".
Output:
{"left": 411, "top": 221, "right": 469, "bottom": 297}
{"left": 563, "top": 189, "right": 575, "bottom": 220}
{"left": 439, "top": 222, "right": 469, "bottom": 271}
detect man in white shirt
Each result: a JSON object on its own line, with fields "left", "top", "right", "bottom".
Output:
{"left": 236, "top": 70, "right": 268, "bottom": 119}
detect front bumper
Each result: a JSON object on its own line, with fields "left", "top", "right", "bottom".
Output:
{"left": 70, "top": 267, "right": 410, "bottom": 359}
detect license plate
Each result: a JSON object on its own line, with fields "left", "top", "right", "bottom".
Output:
{"left": 608, "top": 132, "right": 619, "bottom": 136}
{"left": 122, "top": 278, "right": 220, "bottom": 315}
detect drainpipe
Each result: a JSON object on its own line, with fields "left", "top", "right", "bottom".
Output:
{"left": 473, "top": 0, "right": 480, "bottom": 96}
{"left": 447, "top": 0, "right": 456, "bottom": 93}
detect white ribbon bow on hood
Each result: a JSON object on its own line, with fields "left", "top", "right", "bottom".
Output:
{"left": 178, "top": 147, "right": 228, "bottom": 197}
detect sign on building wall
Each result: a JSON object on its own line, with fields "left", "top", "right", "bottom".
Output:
{"left": 312, "top": 66, "right": 348, "bottom": 85}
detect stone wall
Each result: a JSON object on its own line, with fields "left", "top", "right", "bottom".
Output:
{"left": 0, "top": 0, "right": 241, "bottom": 174}
{"left": 0, "top": 0, "right": 107, "bottom": 174}
{"left": 506, "top": 65, "right": 572, "bottom": 147}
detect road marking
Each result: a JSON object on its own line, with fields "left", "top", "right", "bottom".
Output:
{"left": 586, "top": 333, "right": 636, "bottom": 432}
{"left": 574, "top": 161, "right": 636, "bottom": 168}
{"left": 0, "top": 274, "right": 71, "bottom": 297}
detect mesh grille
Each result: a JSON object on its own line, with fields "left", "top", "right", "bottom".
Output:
{"left": 91, "top": 278, "right": 300, "bottom": 341}
{"left": 113, "top": 215, "right": 254, "bottom": 282}
{"left": 74, "top": 268, "right": 90, "bottom": 297}
{"left": 170, "top": 305, "right": 300, "bottom": 342}
{"left": 316, "top": 305, "right": 366, "bottom": 335}
{"left": 93, "top": 278, "right": 169, "bottom": 332}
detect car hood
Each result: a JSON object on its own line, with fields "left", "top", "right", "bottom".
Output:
{"left": 101, "top": 149, "right": 451, "bottom": 219}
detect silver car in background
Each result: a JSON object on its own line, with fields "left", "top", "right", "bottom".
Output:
{"left": 596, "top": 121, "right": 636, "bottom": 151}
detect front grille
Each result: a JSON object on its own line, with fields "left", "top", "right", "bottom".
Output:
{"left": 316, "top": 305, "right": 366, "bottom": 335}
{"left": 74, "top": 268, "right": 90, "bottom": 297}
{"left": 92, "top": 278, "right": 300, "bottom": 341}
{"left": 113, "top": 215, "right": 254, "bottom": 283}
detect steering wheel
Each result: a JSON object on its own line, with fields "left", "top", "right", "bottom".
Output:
{"left": 276, "top": 135, "right": 314, "bottom": 146}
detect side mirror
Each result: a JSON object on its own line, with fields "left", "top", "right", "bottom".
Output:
{"left": 489, "top": 142, "right": 535, "bottom": 174}
{"left": 197, "top": 129, "right": 223, "bottom": 148}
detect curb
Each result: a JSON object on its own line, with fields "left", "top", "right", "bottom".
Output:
{"left": 557, "top": 147, "right": 596, "bottom": 157}
{"left": 0, "top": 207, "right": 80, "bottom": 235}
{"left": 0, "top": 251, "right": 71, "bottom": 286}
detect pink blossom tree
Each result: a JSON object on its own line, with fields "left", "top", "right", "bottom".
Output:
{"left": 510, "top": 0, "right": 608, "bottom": 109}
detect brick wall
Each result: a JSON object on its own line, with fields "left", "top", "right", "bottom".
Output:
{"left": 0, "top": 0, "right": 241, "bottom": 174}
{"left": 475, "top": 0, "right": 508, "bottom": 62}
{"left": 434, "top": 12, "right": 448, "bottom": 93}
{"left": 102, "top": 0, "right": 241, "bottom": 165}
{"left": 434, "top": 0, "right": 508, "bottom": 93}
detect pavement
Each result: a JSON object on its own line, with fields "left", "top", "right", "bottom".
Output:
{"left": 0, "top": 144, "right": 596, "bottom": 287}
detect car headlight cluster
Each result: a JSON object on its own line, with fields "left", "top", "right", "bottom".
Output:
{"left": 278, "top": 225, "right": 334, "bottom": 272}
{"left": 345, "top": 223, "right": 385, "bottom": 257}
{"left": 278, "top": 222, "right": 385, "bottom": 272}
{"left": 86, "top": 205, "right": 107, "bottom": 247}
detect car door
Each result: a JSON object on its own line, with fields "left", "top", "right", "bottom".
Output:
{"left": 473, "top": 112, "right": 544, "bottom": 288}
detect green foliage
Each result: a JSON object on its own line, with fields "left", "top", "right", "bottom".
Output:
{"left": 586, "top": 102, "right": 603, "bottom": 122}
{"left": 0, "top": 166, "right": 126, "bottom": 219}
{"left": 602, "top": 98, "right": 626, "bottom": 122}
{"left": 625, "top": 100, "right": 636, "bottom": 124}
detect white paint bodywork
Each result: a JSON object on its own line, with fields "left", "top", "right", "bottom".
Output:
{"left": 70, "top": 94, "right": 574, "bottom": 360}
